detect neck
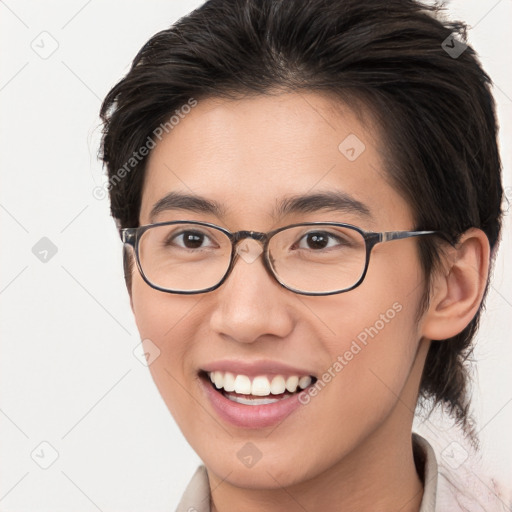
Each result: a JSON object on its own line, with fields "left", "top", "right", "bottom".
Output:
{"left": 209, "top": 419, "right": 424, "bottom": 512}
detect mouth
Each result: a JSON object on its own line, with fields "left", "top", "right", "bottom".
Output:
{"left": 199, "top": 370, "right": 318, "bottom": 406}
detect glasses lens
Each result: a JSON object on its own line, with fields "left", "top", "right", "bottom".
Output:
{"left": 268, "top": 224, "right": 367, "bottom": 293}
{"left": 137, "top": 223, "right": 232, "bottom": 292}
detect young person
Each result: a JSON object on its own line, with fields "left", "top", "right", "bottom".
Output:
{"left": 99, "top": 0, "right": 506, "bottom": 510}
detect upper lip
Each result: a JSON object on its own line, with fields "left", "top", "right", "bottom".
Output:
{"left": 200, "top": 359, "right": 316, "bottom": 378}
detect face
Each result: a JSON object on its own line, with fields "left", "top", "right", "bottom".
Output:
{"left": 130, "top": 92, "right": 430, "bottom": 489}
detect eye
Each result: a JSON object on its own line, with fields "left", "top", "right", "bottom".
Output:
{"left": 296, "top": 231, "right": 345, "bottom": 250}
{"left": 169, "top": 230, "right": 216, "bottom": 249}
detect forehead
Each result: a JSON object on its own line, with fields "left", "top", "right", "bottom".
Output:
{"left": 140, "top": 92, "right": 413, "bottom": 229}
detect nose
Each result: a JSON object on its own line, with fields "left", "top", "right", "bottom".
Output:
{"left": 209, "top": 239, "right": 294, "bottom": 344}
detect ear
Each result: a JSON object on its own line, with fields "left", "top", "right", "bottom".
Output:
{"left": 421, "top": 228, "right": 490, "bottom": 341}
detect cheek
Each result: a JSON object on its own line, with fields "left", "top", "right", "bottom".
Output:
{"left": 334, "top": 301, "right": 419, "bottom": 402}
{"left": 130, "top": 275, "right": 200, "bottom": 418}
{"left": 313, "top": 254, "right": 425, "bottom": 419}
{"left": 313, "top": 296, "right": 418, "bottom": 395}
{"left": 281, "top": 289, "right": 424, "bottom": 483}
{"left": 131, "top": 270, "right": 201, "bottom": 340}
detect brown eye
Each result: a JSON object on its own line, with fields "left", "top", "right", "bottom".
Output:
{"left": 295, "top": 231, "right": 345, "bottom": 250}
{"left": 168, "top": 230, "right": 214, "bottom": 249}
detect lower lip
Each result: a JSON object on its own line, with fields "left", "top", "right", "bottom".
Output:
{"left": 200, "top": 376, "right": 308, "bottom": 429}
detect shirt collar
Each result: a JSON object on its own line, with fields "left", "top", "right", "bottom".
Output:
{"left": 414, "top": 432, "right": 438, "bottom": 512}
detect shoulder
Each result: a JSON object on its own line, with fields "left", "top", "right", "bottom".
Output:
{"left": 436, "top": 465, "right": 509, "bottom": 511}
{"left": 414, "top": 432, "right": 510, "bottom": 512}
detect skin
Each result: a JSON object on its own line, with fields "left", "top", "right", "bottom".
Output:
{"left": 128, "top": 92, "right": 489, "bottom": 512}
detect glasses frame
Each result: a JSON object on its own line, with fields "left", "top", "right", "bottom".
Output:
{"left": 121, "top": 220, "right": 444, "bottom": 296}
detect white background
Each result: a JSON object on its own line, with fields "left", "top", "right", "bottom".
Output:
{"left": 0, "top": 0, "right": 511, "bottom": 510}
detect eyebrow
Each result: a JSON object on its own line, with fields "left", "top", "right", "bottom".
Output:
{"left": 149, "top": 190, "right": 372, "bottom": 223}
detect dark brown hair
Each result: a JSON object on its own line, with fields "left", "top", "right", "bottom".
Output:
{"left": 99, "top": 0, "right": 503, "bottom": 444}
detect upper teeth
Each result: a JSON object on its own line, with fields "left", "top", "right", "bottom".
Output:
{"left": 207, "top": 371, "right": 312, "bottom": 396}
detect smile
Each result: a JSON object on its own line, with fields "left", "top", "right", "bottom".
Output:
{"left": 199, "top": 368, "right": 318, "bottom": 428}
{"left": 207, "top": 371, "right": 314, "bottom": 405}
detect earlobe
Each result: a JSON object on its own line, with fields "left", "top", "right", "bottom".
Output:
{"left": 421, "top": 228, "right": 490, "bottom": 341}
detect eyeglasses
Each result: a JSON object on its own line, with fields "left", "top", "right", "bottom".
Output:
{"left": 120, "top": 221, "right": 443, "bottom": 296}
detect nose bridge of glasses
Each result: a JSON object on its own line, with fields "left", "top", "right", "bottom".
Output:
{"left": 232, "top": 231, "right": 267, "bottom": 265}
{"left": 232, "top": 230, "right": 267, "bottom": 243}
